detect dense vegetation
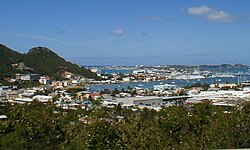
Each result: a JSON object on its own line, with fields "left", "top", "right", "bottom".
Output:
{"left": 1, "top": 101, "right": 249, "bottom": 149}
{"left": 0, "top": 44, "right": 100, "bottom": 80}
{"left": 0, "top": 44, "right": 24, "bottom": 79}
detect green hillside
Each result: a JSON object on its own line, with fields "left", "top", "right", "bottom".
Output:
{"left": 0, "top": 44, "right": 24, "bottom": 79}
{"left": 0, "top": 44, "right": 100, "bottom": 80}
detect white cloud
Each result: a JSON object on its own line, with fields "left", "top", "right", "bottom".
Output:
{"left": 187, "top": 5, "right": 211, "bottom": 15}
{"left": 111, "top": 28, "right": 124, "bottom": 36}
{"left": 207, "top": 11, "right": 233, "bottom": 23}
{"left": 187, "top": 5, "right": 234, "bottom": 23}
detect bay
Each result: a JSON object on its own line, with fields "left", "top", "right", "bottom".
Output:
{"left": 88, "top": 76, "right": 250, "bottom": 92}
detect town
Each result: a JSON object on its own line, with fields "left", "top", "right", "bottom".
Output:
{"left": 1, "top": 1, "right": 250, "bottom": 148}
{"left": 1, "top": 66, "right": 250, "bottom": 149}
{"left": 1, "top": 64, "right": 250, "bottom": 113}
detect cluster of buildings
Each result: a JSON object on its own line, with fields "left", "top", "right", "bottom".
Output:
{"left": 89, "top": 65, "right": 243, "bottom": 86}
{"left": 104, "top": 84, "right": 250, "bottom": 111}
{"left": 1, "top": 68, "right": 250, "bottom": 113}
{"left": 186, "top": 86, "right": 250, "bottom": 107}
{"left": 0, "top": 73, "right": 96, "bottom": 106}
{"left": 0, "top": 86, "right": 51, "bottom": 103}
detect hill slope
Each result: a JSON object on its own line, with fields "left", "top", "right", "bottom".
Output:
{"left": 0, "top": 44, "right": 99, "bottom": 80}
{"left": 0, "top": 44, "right": 24, "bottom": 79}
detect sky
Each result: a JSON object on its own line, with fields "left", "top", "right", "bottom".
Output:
{"left": 1, "top": 0, "right": 250, "bottom": 66}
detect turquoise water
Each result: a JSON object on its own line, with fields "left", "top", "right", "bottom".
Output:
{"left": 88, "top": 76, "right": 250, "bottom": 92}
{"left": 88, "top": 67, "right": 250, "bottom": 92}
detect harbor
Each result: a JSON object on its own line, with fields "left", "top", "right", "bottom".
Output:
{"left": 87, "top": 65, "right": 250, "bottom": 92}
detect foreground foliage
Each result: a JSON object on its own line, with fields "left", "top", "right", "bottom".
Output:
{"left": 0, "top": 101, "right": 249, "bottom": 149}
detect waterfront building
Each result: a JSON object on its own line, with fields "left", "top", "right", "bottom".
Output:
{"left": 116, "top": 96, "right": 163, "bottom": 106}
{"left": 133, "top": 70, "right": 146, "bottom": 74}
{"left": 154, "top": 84, "right": 176, "bottom": 91}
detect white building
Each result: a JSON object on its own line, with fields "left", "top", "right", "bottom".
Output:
{"left": 33, "top": 95, "right": 53, "bottom": 103}
{"left": 154, "top": 84, "right": 176, "bottom": 91}
{"left": 116, "top": 96, "right": 163, "bottom": 106}
{"left": 12, "top": 98, "right": 33, "bottom": 104}
{"left": 39, "top": 76, "right": 51, "bottom": 85}
{"left": 133, "top": 70, "right": 145, "bottom": 74}
{"left": 16, "top": 74, "right": 40, "bottom": 81}
{"left": 122, "top": 77, "right": 131, "bottom": 82}
{"left": 243, "top": 86, "right": 250, "bottom": 92}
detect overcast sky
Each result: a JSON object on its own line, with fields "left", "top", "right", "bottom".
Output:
{"left": 1, "top": 0, "right": 250, "bottom": 66}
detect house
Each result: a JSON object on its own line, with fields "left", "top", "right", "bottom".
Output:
{"left": 74, "top": 91, "right": 101, "bottom": 100}
{"left": 19, "top": 89, "right": 37, "bottom": 98}
{"left": 154, "top": 84, "right": 176, "bottom": 91}
{"left": 7, "top": 90, "right": 22, "bottom": 100}
{"left": 119, "top": 92, "right": 131, "bottom": 97}
{"left": 39, "top": 76, "right": 51, "bottom": 85}
{"left": 33, "top": 95, "right": 53, "bottom": 102}
{"left": 75, "top": 91, "right": 91, "bottom": 100}
{"left": 87, "top": 93, "right": 102, "bottom": 100}
{"left": 0, "top": 86, "right": 10, "bottom": 91}
{"left": 16, "top": 74, "right": 40, "bottom": 81}
{"left": 52, "top": 81, "right": 68, "bottom": 88}
{"left": 122, "top": 77, "right": 131, "bottom": 82}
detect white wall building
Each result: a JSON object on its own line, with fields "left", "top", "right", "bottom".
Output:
{"left": 154, "top": 84, "right": 176, "bottom": 91}
{"left": 33, "top": 95, "right": 53, "bottom": 102}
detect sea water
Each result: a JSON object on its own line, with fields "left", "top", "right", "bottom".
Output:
{"left": 88, "top": 67, "right": 250, "bottom": 92}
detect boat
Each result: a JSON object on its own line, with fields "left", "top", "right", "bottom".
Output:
{"left": 138, "top": 83, "right": 144, "bottom": 87}
{"left": 241, "top": 80, "right": 250, "bottom": 86}
{"left": 211, "top": 73, "right": 236, "bottom": 78}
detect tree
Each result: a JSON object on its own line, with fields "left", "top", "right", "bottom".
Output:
{"left": 1, "top": 101, "right": 67, "bottom": 149}
{"left": 233, "top": 102, "right": 250, "bottom": 148}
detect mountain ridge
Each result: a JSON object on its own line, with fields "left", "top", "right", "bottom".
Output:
{"left": 0, "top": 44, "right": 100, "bottom": 80}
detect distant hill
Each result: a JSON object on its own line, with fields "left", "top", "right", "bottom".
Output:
{"left": 200, "top": 63, "right": 249, "bottom": 68}
{"left": 0, "top": 44, "right": 24, "bottom": 79}
{"left": 0, "top": 44, "right": 100, "bottom": 80}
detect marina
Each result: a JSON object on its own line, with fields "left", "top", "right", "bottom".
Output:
{"left": 88, "top": 76, "right": 250, "bottom": 92}
{"left": 86, "top": 66, "right": 250, "bottom": 92}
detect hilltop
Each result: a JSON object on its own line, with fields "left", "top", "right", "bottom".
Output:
{"left": 0, "top": 44, "right": 100, "bottom": 80}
